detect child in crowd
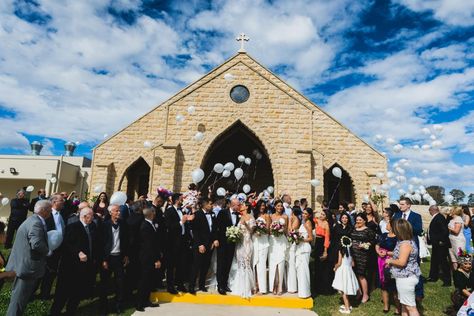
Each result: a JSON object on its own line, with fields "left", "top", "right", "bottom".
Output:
{"left": 332, "top": 236, "right": 360, "bottom": 314}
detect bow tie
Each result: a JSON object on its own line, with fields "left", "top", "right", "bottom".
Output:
{"left": 112, "top": 223, "right": 119, "bottom": 229}
{"left": 205, "top": 212, "right": 213, "bottom": 216}
{"left": 232, "top": 212, "right": 239, "bottom": 215}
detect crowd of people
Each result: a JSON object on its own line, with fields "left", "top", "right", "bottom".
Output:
{"left": 0, "top": 186, "right": 473, "bottom": 316}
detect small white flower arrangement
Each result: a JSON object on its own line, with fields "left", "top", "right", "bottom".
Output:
{"left": 226, "top": 226, "right": 242, "bottom": 243}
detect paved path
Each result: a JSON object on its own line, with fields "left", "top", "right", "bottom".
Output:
{"left": 131, "top": 303, "right": 318, "bottom": 316}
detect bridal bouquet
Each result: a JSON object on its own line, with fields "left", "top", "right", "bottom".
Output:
{"left": 287, "top": 229, "right": 303, "bottom": 244}
{"left": 226, "top": 226, "right": 242, "bottom": 243}
{"left": 255, "top": 218, "right": 268, "bottom": 235}
{"left": 270, "top": 221, "right": 284, "bottom": 237}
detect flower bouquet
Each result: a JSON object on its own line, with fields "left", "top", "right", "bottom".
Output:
{"left": 270, "top": 221, "right": 284, "bottom": 237}
{"left": 255, "top": 217, "right": 268, "bottom": 236}
{"left": 226, "top": 226, "right": 242, "bottom": 243}
{"left": 358, "top": 241, "right": 371, "bottom": 250}
{"left": 287, "top": 229, "right": 303, "bottom": 244}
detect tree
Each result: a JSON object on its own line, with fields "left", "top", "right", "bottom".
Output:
{"left": 426, "top": 186, "right": 445, "bottom": 205}
{"left": 450, "top": 189, "right": 466, "bottom": 205}
{"left": 468, "top": 193, "right": 474, "bottom": 207}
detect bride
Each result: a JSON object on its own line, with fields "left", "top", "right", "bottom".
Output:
{"left": 231, "top": 201, "right": 256, "bottom": 298}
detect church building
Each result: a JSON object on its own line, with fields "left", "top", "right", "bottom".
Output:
{"left": 90, "top": 43, "right": 387, "bottom": 208}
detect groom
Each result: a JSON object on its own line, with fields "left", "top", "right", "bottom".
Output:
{"left": 216, "top": 198, "right": 240, "bottom": 295}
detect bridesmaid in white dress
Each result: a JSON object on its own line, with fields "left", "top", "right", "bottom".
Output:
{"left": 231, "top": 202, "right": 256, "bottom": 298}
{"left": 252, "top": 200, "right": 271, "bottom": 294}
{"left": 287, "top": 210, "right": 300, "bottom": 293}
{"left": 269, "top": 200, "right": 289, "bottom": 295}
{"left": 296, "top": 208, "right": 313, "bottom": 298}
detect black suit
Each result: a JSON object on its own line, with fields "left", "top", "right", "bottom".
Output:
{"left": 125, "top": 212, "right": 144, "bottom": 295}
{"left": 137, "top": 220, "right": 162, "bottom": 309}
{"left": 164, "top": 206, "right": 187, "bottom": 289}
{"left": 189, "top": 209, "right": 217, "bottom": 290}
{"left": 152, "top": 204, "right": 167, "bottom": 287}
{"left": 216, "top": 208, "right": 239, "bottom": 289}
{"left": 51, "top": 221, "right": 98, "bottom": 315}
{"left": 99, "top": 219, "right": 129, "bottom": 311}
{"left": 5, "top": 197, "right": 30, "bottom": 248}
{"left": 427, "top": 212, "right": 451, "bottom": 284}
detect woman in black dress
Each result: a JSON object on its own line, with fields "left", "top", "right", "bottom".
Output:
{"left": 351, "top": 213, "right": 376, "bottom": 303}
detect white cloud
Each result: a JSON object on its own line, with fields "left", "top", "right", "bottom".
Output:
{"left": 397, "top": 0, "right": 474, "bottom": 26}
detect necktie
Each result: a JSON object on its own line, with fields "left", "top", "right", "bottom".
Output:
{"left": 84, "top": 225, "right": 92, "bottom": 258}
{"left": 403, "top": 213, "right": 407, "bottom": 220}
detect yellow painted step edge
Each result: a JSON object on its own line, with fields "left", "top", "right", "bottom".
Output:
{"left": 150, "top": 292, "right": 313, "bottom": 309}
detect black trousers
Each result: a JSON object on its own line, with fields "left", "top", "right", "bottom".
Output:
{"left": 166, "top": 237, "right": 187, "bottom": 288}
{"left": 100, "top": 255, "right": 125, "bottom": 310}
{"left": 137, "top": 263, "right": 155, "bottom": 308}
{"left": 39, "top": 251, "right": 61, "bottom": 299}
{"left": 217, "top": 243, "right": 235, "bottom": 289}
{"left": 429, "top": 244, "right": 451, "bottom": 284}
{"left": 5, "top": 219, "right": 24, "bottom": 248}
{"left": 189, "top": 247, "right": 213, "bottom": 289}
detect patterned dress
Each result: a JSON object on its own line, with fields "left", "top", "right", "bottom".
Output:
{"left": 350, "top": 227, "right": 376, "bottom": 277}
{"left": 232, "top": 216, "right": 256, "bottom": 298}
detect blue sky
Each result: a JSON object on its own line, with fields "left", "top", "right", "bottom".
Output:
{"left": 0, "top": 0, "right": 473, "bottom": 198}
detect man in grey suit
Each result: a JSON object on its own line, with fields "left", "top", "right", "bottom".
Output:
{"left": 6, "top": 199, "right": 52, "bottom": 316}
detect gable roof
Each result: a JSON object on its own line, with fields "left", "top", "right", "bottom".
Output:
{"left": 95, "top": 52, "right": 384, "bottom": 158}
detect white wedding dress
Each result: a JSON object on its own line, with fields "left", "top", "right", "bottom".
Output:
{"left": 252, "top": 217, "right": 269, "bottom": 294}
{"left": 269, "top": 219, "right": 289, "bottom": 293}
{"left": 295, "top": 223, "right": 311, "bottom": 298}
{"left": 231, "top": 216, "right": 256, "bottom": 298}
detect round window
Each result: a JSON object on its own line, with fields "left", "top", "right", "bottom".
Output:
{"left": 230, "top": 85, "right": 250, "bottom": 103}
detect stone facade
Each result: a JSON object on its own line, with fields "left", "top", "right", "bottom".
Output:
{"left": 90, "top": 52, "right": 387, "bottom": 207}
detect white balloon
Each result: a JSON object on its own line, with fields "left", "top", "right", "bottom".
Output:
{"left": 432, "top": 140, "right": 442, "bottom": 148}
{"left": 1, "top": 197, "right": 9, "bottom": 206}
{"left": 393, "top": 144, "right": 403, "bottom": 153}
{"left": 422, "top": 127, "right": 431, "bottom": 135}
{"left": 375, "top": 134, "right": 383, "bottom": 141}
{"left": 50, "top": 177, "right": 57, "bottom": 184}
{"left": 103, "top": 133, "right": 108, "bottom": 139}
{"left": 216, "top": 187, "right": 226, "bottom": 196}
{"left": 398, "top": 189, "right": 406, "bottom": 195}
{"left": 143, "top": 140, "right": 153, "bottom": 148}
{"left": 430, "top": 134, "right": 437, "bottom": 140}
{"left": 222, "top": 170, "right": 231, "bottom": 177}
{"left": 213, "top": 163, "right": 224, "bottom": 173}
{"left": 187, "top": 105, "right": 196, "bottom": 114}
{"left": 244, "top": 157, "right": 251, "bottom": 165}
{"left": 266, "top": 186, "right": 274, "bottom": 194}
{"left": 93, "top": 184, "right": 104, "bottom": 194}
{"left": 255, "top": 153, "right": 262, "bottom": 160}
{"left": 381, "top": 183, "right": 390, "bottom": 191}
{"left": 421, "top": 144, "right": 431, "bottom": 151}
{"left": 224, "top": 73, "right": 234, "bottom": 81}
{"left": 421, "top": 169, "right": 429, "bottom": 175}
{"left": 363, "top": 195, "right": 370, "bottom": 203}
{"left": 395, "top": 167, "right": 405, "bottom": 175}
{"left": 242, "top": 184, "right": 251, "bottom": 193}
{"left": 429, "top": 199, "right": 437, "bottom": 206}
{"left": 376, "top": 172, "right": 385, "bottom": 180}
{"left": 193, "top": 132, "right": 204, "bottom": 142}
{"left": 26, "top": 185, "right": 34, "bottom": 192}
{"left": 408, "top": 184, "right": 414, "bottom": 192}
{"left": 444, "top": 194, "right": 454, "bottom": 203}
{"left": 310, "top": 179, "right": 320, "bottom": 187}
{"left": 389, "top": 180, "right": 398, "bottom": 188}
{"left": 423, "top": 193, "right": 431, "bottom": 200}
{"left": 47, "top": 230, "right": 63, "bottom": 251}
{"left": 176, "top": 114, "right": 185, "bottom": 123}
{"left": 224, "top": 162, "right": 235, "bottom": 171}
{"left": 412, "top": 193, "right": 421, "bottom": 202}
{"left": 386, "top": 171, "right": 395, "bottom": 178}
{"left": 412, "top": 145, "right": 420, "bottom": 150}
{"left": 332, "top": 167, "right": 342, "bottom": 179}
{"left": 110, "top": 191, "right": 127, "bottom": 205}
{"left": 433, "top": 124, "right": 443, "bottom": 132}
{"left": 191, "top": 168, "right": 205, "bottom": 183}
{"left": 237, "top": 155, "right": 245, "bottom": 162}
{"left": 234, "top": 168, "right": 244, "bottom": 180}
{"left": 386, "top": 137, "right": 396, "bottom": 145}
{"left": 396, "top": 175, "right": 406, "bottom": 183}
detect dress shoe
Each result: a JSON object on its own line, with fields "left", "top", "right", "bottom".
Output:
{"left": 177, "top": 285, "right": 188, "bottom": 293}
{"left": 218, "top": 288, "right": 227, "bottom": 295}
{"left": 148, "top": 302, "right": 160, "bottom": 308}
{"left": 199, "top": 286, "right": 208, "bottom": 292}
{"left": 136, "top": 306, "right": 145, "bottom": 312}
{"left": 425, "top": 278, "right": 438, "bottom": 283}
{"left": 225, "top": 286, "right": 232, "bottom": 292}
{"left": 189, "top": 288, "right": 197, "bottom": 295}
{"left": 167, "top": 287, "right": 178, "bottom": 295}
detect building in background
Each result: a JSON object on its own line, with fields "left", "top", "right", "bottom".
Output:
{"left": 0, "top": 141, "right": 91, "bottom": 217}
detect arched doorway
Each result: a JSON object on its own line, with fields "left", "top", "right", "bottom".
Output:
{"left": 200, "top": 121, "right": 274, "bottom": 194}
{"left": 324, "top": 164, "right": 354, "bottom": 210}
{"left": 125, "top": 157, "right": 150, "bottom": 199}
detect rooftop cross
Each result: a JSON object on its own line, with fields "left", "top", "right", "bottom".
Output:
{"left": 236, "top": 33, "right": 249, "bottom": 53}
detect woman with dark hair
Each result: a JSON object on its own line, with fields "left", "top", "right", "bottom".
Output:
{"left": 287, "top": 204, "right": 301, "bottom": 294}
{"left": 376, "top": 218, "right": 400, "bottom": 314}
{"left": 295, "top": 208, "right": 314, "bottom": 298}
{"left": 314, "top": 209, "right": 332, "bottom": 294}
{"left": 93, "top": 192, "right": 109, "bottom": 219}
{"left": 350, "top": 213, "right": 376, "bottom": 303}
{"left": 252, "top": 200, "right": 270, "bottom": 294}
{"left": 462, "top": 205, "right": 472, "bottom": 254}
{"left": 268, "top": 200, "right": 289, "bottom": 295}
{"left": 334, "top": 212, "right": 353, "bottom": 241}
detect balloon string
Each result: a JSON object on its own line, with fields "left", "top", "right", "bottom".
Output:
{"left": 209, "top": 174, "right": 223, "bottom": 188}
{"left": 199, "top": 171, "right": 215, "bottom": 191}
{"left": 253, "top": 161, "right": 258, "bottom": 180}
{"left": 328, "top": 177, "right": 342, "bottom": 209}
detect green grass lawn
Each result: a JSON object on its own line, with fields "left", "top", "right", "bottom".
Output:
{"left": 0, "top": 243, "right": 452, "bottom": 316}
